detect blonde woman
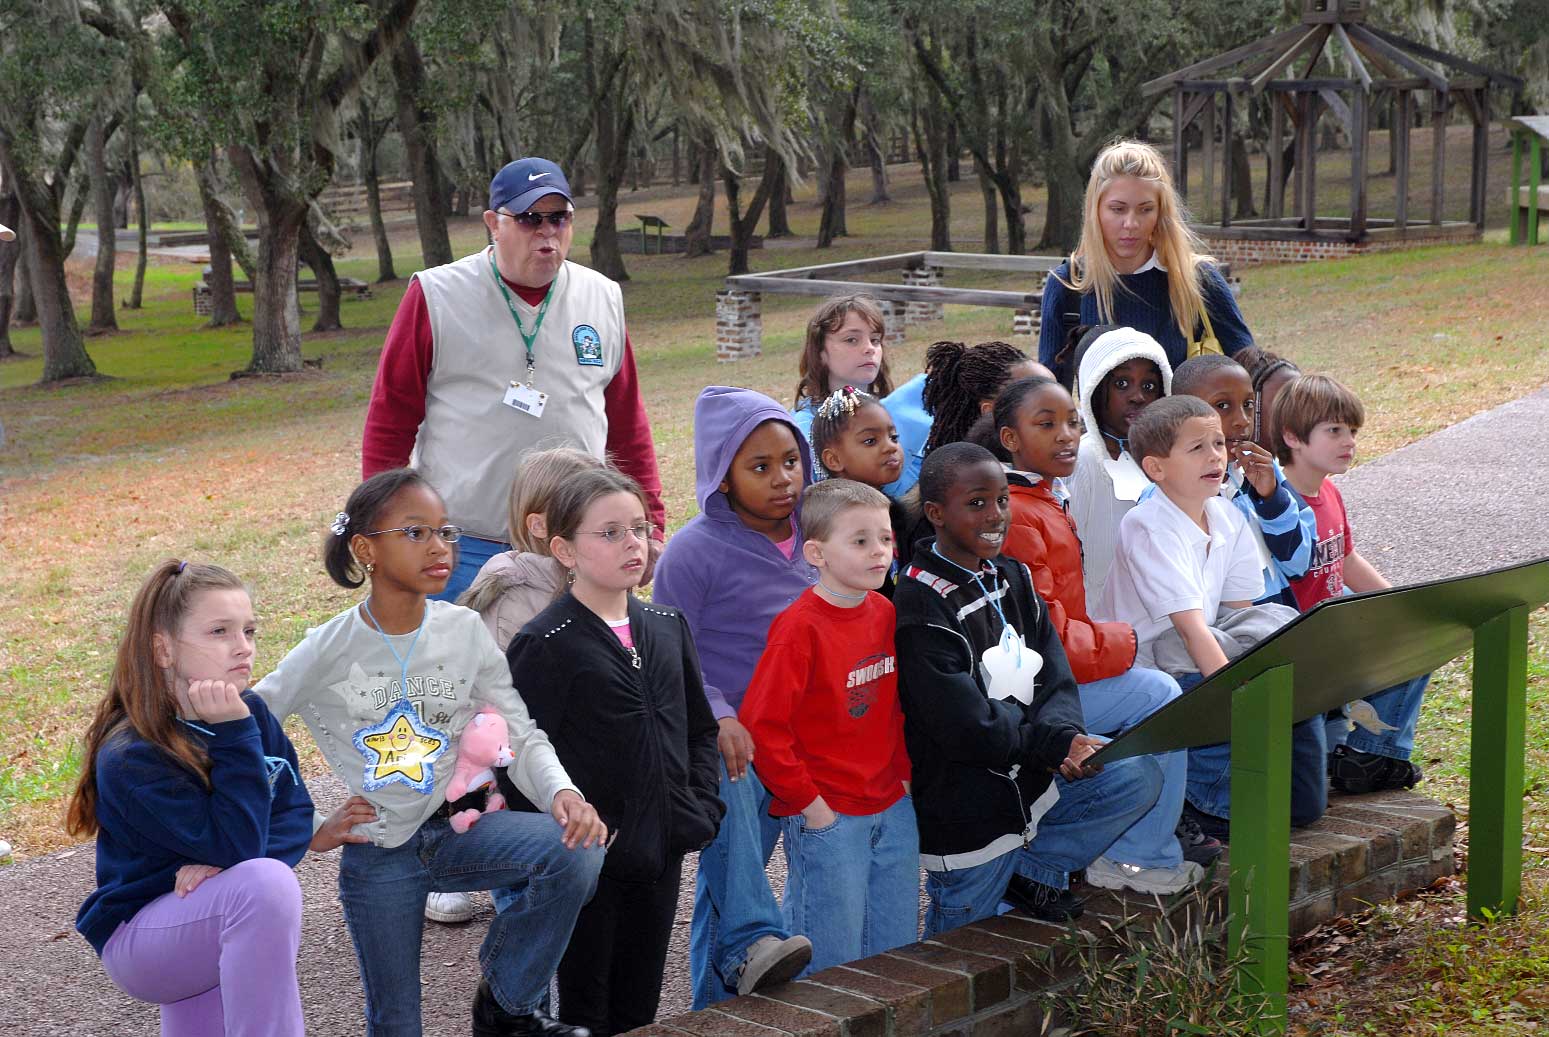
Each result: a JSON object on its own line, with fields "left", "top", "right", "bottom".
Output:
{"left": 1038, "top": 140, "right": 1253, "bottom": 372}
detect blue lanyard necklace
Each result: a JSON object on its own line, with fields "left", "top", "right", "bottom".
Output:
{"left": 930, "top": 544, "right": 1013, "bottom": 635}
{"left": 363, "top": 598, "right": 426, "bottom": 696}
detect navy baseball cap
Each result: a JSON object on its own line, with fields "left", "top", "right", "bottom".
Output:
{"left": 489, "top": 158, "right": 572, "bottom": 214}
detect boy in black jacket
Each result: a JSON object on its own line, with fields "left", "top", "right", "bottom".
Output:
{"left": 895, "top": 443, "right": 1163, "bottom": 934}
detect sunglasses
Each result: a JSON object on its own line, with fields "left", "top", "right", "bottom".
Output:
{"left": 498, "top": 209, "right": 574, "bottom": 229}
{"left": 361, "top": 524, "right": 465, "bottom": 544}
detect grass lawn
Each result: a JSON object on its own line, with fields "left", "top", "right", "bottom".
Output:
{"left": 1, "top": 149, "right": 1545, "bottom": 1034}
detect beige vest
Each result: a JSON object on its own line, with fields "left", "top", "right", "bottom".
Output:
{"left": 413, "top": 251, "right": 627, "bottom": 539}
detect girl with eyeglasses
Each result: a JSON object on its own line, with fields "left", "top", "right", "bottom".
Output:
{"left": 255, "top": 467, "right": 607, "bottom": 1037}
{"left": 506, "top": 467, "right": 724, "bottom": 1035}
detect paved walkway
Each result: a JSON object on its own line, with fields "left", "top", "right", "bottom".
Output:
{"left": 3, "top": 384, "right": 1546, "bottom": 1036}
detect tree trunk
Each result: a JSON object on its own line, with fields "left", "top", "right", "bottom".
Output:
{"left": 298, "top": 220, "right": 342, "bottom": 333}
{"left": 861, "top": 90, "right": 890, "bottom": 204}
{"left": 978, "top": 164, "right": 999, "bottom": 253}
{"left": 62, "top": 171, "right": 89, "bottom": 262}
{"left": 946, "top": 121, "right": 961, "bottom": 181}
{"left": 15, "top": 231, "right": 36, "bottom": 324}
{"left": 912, "top": 95, "right": 951, "bottom": 251}
{"left": 765, "top": 151, "right": 792, "bottom": 238}
{"left": 683, "top": 135, "right": 717, "bottom": 257}
{"left": 231, "top": 145, "right": 307, "bottom": 373}
{"left": 586, "top": 20, "right": 631, "bottom": 282}
{"left": 817, "top": 148, "right": 849, "bottom": 248}
{"left": 724, "top": 146, "right": 781, "bottom": 276}
{"left": 128, "top": 111, "right": 149, "bottom": 310}
{"left": 392, "top": 35, "right": 454, "bottom": 269}
{"left": 87, "top": 112, "right": 119, "bottom": 334}
{"left": 0, "top": 190, "right": 18, "bottom": 358}
{"left": 1231, "top": 132, "right": 1257, "bottom": 219}
{"left": 360, "top": 104, "right": 397, "bottom": 283}
{"left": 196, "top": 155, "right": 242, "bottom": 326}
{"left": 3, "top": 170, "right": 97, "bottom": 380}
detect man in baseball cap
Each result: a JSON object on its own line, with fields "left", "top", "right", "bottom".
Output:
{"left": 487, "top": 157, "right": 572, "bottom": 216}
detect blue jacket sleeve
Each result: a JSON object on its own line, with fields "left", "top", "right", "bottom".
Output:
{"left": 97, "top": 716, "right": 274, "bottom": 869}
{"left": 249, "top": 694, "right": 314, "bottom": 867}
{"left": 1038, "top": 269, "right": 1072, "bottom": 367}
{"left": 1202, "top": 264, "right": 1254, "bottom": 355}
{"left": 1255, "top": 471, "right": 1317, "bottom": 581}
{"left": 653, "top": 542, "right": 734, "bottom": 721}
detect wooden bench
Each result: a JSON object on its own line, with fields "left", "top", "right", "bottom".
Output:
{"left": 192, "top": 277, "right": 372, "bottom": 316}
{"left": 1510, "top": 116, "right": 1548, "bottom": 246}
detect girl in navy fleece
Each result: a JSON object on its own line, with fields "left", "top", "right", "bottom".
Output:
{"left": 653, "top": 386, "right": 818, "bottom": 1007}
{"left": 68, "top": 561, "right": 321, "bottom": 1037}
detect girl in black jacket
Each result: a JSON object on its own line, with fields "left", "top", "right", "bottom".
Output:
{"left": 506, "top": 468, "right": 724, "bottom": 1036}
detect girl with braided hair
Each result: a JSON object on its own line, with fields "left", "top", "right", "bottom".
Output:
{"left": 1232, "top": 346, "right": 1301, "bottom": 452}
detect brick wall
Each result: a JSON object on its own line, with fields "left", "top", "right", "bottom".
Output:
{"left": 1202, "top": 230, "right": 1481, "bottom": 268}
{"left": 624, "top": 789, "right": 1455, "bottom": 1036}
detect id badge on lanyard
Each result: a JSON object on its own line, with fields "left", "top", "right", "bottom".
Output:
{"left": 490, "top": 248, "right": 554, "bottom": 419}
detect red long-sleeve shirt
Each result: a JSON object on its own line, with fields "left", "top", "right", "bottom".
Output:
{"left": 740, "top": 589, "right": 911, "bottom": 817}
{"left": 361, "top": 276, "right": 666, "bottom": 532}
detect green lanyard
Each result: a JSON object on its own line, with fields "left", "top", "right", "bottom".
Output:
{"left": 488, "top": 247, "right": 555, "bottom": 386}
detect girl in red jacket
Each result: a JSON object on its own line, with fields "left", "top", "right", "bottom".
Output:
{"left": 983, "top": 376, "right": 1222, "bottom": 888}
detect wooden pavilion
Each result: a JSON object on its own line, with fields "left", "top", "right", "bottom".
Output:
{"left": 1143, "top": 0, "right": 1523, "bottom": 246}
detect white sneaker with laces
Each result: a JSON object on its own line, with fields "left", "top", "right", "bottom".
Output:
{"left": 424, "top": 891, "right": 477, "bottom": 924}
{"left": 1084, "top": 856, "right": 1204, "bottom": 895}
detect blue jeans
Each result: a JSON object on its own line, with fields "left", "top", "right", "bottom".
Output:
{"left": 689, "top": 761, "right": 788, "bottom": 1009}
{"left": 923, "top": 756, "right": 1162, "bottom": 937}
{"left": 781, "top": 795, "right": 920, "bottom": 974}
{"left": 338, "top": 812, "right": 604, "bottom": 1037}
{"left": 433, "top": 534, "right": 508, "bottom": 604}
{"left": 1335, "top": 675, "right": 1431, "bottom": 762}
{"left": 1179, "top": 672, "right": 1329, "bottom": 827}
{"left": 1079, "top": 667, "right": 1186, "bottom": 869}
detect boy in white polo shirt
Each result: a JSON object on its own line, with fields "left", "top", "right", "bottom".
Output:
{"left": 1096, "top": 395, "right": 1324, "bottom": 841}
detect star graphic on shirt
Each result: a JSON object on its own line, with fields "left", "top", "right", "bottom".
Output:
{"left": 329, "top": 663, "right": 375, "bottom": 703}
{"left": 354, "top": 700, "right": 448, "bottom": 794}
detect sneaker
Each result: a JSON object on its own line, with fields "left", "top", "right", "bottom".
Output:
{"left": 1328, "top": 745, "right": 1423, "bottom": 795}
{"left": 1085, "top": 856, "right": 1204, "bottom": 895}
{"left": 425, "top": 891, "right": 477, "bottom": 924}
{"left": 1004, "top": 874, "right": 1085, "bottom": 922}
{"left": 734, "top": 934, "right": 812, "bottom": 995}
{"left": 471, "top": 978, "right": 590, "bottom": 1037}
{"left": 1181, "top": 800, "right": 1231, "bottom": 844}
{"left": 1175, "top": 814, "right": 1225, "bottom": 867}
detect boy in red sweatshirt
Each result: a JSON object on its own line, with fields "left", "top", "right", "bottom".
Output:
{"left": 741, "top": 479, "right": 918, "bottom": 973}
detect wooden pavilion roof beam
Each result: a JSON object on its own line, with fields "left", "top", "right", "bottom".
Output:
{"left": 1142, "top": 25, "right": 1307, "bottom": 96}
{"left": 1362, "top": 24, "right": 1525, "bottom": 90}
{"left": 1250, "top": 25, "right": 1329, "bottom": 94}
{"left": 1345, "top": 24, "right": 1447, "bottom": 92}
{"left": 1332, "top": 23, "right": 1372, "bottom": 92}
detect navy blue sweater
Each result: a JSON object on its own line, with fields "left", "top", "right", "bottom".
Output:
{"left": 76, "top": 693, "right": 314, "bottom": 954}
{"left": 1038, "top": 262, "right": 1252, "bottom": 370}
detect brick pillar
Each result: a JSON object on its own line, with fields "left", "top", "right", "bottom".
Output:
{"left": 902, "top": 264, "right": 944, "bottom": 325}
{"left": 879, "top": 299, "right": 907, "bottom": 350}
{"left": 715, "top": 289, "right": 762, "bottom": 361}
{"left": 193, "top": 284, "right": 212, "bottom": 317}
{"left": 1012, "top": 308, "right": 1038, "bottom": 339}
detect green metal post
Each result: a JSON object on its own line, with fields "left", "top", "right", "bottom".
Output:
{"left": 1229, "top": 663, "right": 1294, "bottom": 1034}
{"left": 1468, "top": 605, "right": 1530, "bottom": 921}
{"left": 1529, "top": 136, "right": 1542, "bottom": 246}
{"left": 1511, "top": 131, "right": 1523, "bottom": 245}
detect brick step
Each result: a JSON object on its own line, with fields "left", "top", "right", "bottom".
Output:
{"left": 624, "top": 788, "right": 1455, "bottom": 1036}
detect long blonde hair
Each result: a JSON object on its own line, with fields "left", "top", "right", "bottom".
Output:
{"left": 507, "top": 448, "right": 607, "bottom": 553}
{"left": 1067, "top": 140, "right": 1214, "bottom": 345}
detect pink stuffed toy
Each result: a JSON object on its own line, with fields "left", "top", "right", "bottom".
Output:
{"left": 446, "top": 709, "right": 515, "bottom": 833}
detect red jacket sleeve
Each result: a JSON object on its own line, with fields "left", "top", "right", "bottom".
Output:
{"left": 738, "top": 633, "right": 821, "bottom": 816}
{"left": 1005, "top": 516, "right": 1136, "bottom": 685}
{"left": 604, "top": 332, "right": 666, "bottom": 533}
{"left": 362, "top": 278, "right": 433, "bottom": 477}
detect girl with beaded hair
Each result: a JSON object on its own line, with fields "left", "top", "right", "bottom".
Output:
{"left": 1037, "top": 139, "right": 1255, "bottom": 372}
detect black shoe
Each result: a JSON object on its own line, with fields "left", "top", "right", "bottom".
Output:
{"left": 1004, "top": 874, "right": 1085, "bottom": 922}
{"left": 1181, "top": 801, "right": 1231, "bottom": 844}
{"left": 1175, "top": 813, "right": 1225, "bottom": 866}
{"left": 1328, "top": 745, "right": 1423, "bottom": 795}
{"left": 472, "top": 980, "right": 591, "bottom": 1037}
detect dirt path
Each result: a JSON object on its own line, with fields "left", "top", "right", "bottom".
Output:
{"left": 3, "top": 383, "right": 1545, "bottom": 1036}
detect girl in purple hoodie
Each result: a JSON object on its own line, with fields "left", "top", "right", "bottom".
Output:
{"left": 653, "top": 386, "right": 821, "bottom": 1007}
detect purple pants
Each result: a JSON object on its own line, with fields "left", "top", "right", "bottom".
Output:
{"left": 101, "top": 857, "right": 304, "bottom": 1037}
